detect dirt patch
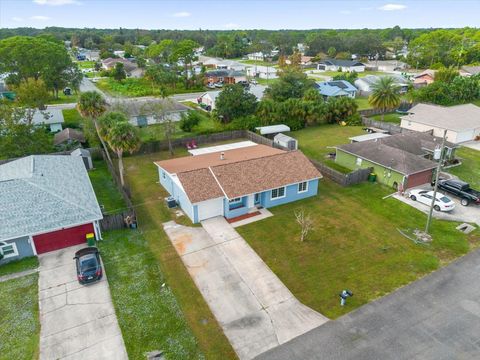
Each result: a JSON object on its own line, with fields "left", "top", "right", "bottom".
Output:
{"left": 173, "top": 233, "right": 193, "bottom": 255}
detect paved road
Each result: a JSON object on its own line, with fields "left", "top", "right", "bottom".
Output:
{"left": 38, "top": 245, "right": 127, "bottom": 360}
{"left": 256, "top": 248, "right": 480, "bottom": 360}
{"left": 163, "top": 217, "right": 327, "bottom": 360}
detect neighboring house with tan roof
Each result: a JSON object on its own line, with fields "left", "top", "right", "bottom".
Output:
{"left": 400, "top": 103, "right": 480, "bottom": 143}
{"left": 154, "top": 144, "right": 322, "bottom": 223}
{"left": 413, "top": 69, "right": 436, "bottom": 86}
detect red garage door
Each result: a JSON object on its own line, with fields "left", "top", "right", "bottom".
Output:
{"left": 33, "top": 223, "right": 94, "bottom": 254}
{"left": 405, "top": 170, "right": 434, "bottom": 189}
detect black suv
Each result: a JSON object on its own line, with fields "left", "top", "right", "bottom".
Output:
{"left": 74, "top": 247, "right": 103, "bottom": 284}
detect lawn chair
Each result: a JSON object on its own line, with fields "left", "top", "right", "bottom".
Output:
{"left": 191, "top": 140, "right": 198, "bottom": 149}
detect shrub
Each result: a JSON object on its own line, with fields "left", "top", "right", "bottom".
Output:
{"left": 179, "top": 111, "right": 202, "bottom": 132}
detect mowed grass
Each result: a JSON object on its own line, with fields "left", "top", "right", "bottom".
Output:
{"left": 62, "top": 108, "right": 83, "bottom": 129}
{"left": 99, "top": 230, "right": 203, "bottom": 359}
{"left": 369, "top": 112, "right": 403, "bottom": 124}
{"left": 88, "top": 160, "right": 126, "bottom": 214}
{"left": 449, "top": 147, "right": 480, "bottom": 189}
{"left": 0, "top": 274, "right": 39, "bottom": 359}
{"left": 292, "top": 124, "right": 365, "bottom": 161}
{"left": 0, "top": 257, "right": 38, "bottom": 277}
{"left": 237, "top": 179, "right": 480, "bottom": 319}
{"left": 355, "top": 96, "right": 372, "bottom": 110}
{"left": 120, "top": 149, "right": 237, "bottom": 359}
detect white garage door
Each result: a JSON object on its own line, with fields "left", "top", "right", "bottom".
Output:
{"left": 197, "top": 198, "right": 224, "bottom": 221}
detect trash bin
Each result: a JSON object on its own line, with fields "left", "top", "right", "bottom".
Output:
{"left": 368, "top": 173, "right": 377, "bottom": 182}
{"left": 86, "top": 233, "right": 96, "bottom": 246}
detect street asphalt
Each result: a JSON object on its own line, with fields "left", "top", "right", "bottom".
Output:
{"left": 256, "top": 248, "right": 480, "bottom": 360}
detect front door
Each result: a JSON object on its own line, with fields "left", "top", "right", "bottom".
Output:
{"left": 254, "top": 193, "right": 261, "bottom": 205}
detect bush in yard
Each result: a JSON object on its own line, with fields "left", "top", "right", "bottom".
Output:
{"left": 226, "top": 115, "right": 261, "bottom": 132}
{"left": 323, "top": 96, "right": 359, "bottom": 124}
{"left": 112, "top": 62, "right": 126, "bottom": 81}
{"left": 179, "top": 111, "right": 202, "bottom": 132}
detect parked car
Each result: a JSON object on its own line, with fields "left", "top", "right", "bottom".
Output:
{"left": 207, "top": 83, "right": 216, "bottom": 89}
{"left": 408, "top": 189, "right": 456, "bottom": 212}
{"left": 250, "top": 79, "right": 258, "bottom": 85}
{"left": 214, "top": 82, "right": 224, "bottom": 88}
{"left": 436, "top": 179, "right": 480, "bottom": 206}
{"left": 74, "top": 247, "right": 103, "bottom": 284}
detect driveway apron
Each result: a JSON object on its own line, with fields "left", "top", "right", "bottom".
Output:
{"left": 38, "top": 244, "right": 127, "bottom": 360}
{"left": 163, "top": 217, "right": 328, "bottom": 360}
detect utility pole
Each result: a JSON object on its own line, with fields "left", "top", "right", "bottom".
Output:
{"left": 425, "top": 129, "right": 448, "bottom": 234}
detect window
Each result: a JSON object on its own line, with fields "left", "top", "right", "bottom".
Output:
{"left": 298, "top": 181, "right": 308, "bottom": 193}
{"left": 356, "top": 157, "right": 362, "bottom": 166}
{"left": 271, "top": 187, "right": 286, "bottom": 200}
{"left": 162, "top": 171, "right": 166, "bottom": 179}
{"left": 229, "top": 197, "right": 242, "bottom": 204}
{"left": 0, "top": 242, "right": 18, "bottom": 259}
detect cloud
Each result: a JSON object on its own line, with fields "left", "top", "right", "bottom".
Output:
{"left": 172, "top": 11, "right": 191, "bottom": 18}
{"left": 30, "top": 15, "right": 52, "bottom": 21}
{"left": 33, "top": 0, "right": 81, "bottom": 5}
{"left": 12, "top": 16, "right": 24, "bottom": 22}
{"left": 224, "top": 23, "right": 239, "bottom": 29}
{"left": 340, "top": 10, "right": 352, "bottom": 14}
{"left": 378, "top": 3, "right": 407, "bottom": 11}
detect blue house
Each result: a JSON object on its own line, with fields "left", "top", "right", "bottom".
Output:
{"left": 154, "top": 144, "right": 322, "bottom": 223}
{"left": 315, "top": 80, "right": 357, "bottom": 100}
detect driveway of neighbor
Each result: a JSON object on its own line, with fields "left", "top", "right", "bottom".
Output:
{"left": 257, "top": 248, "right": 480, "bottom": 360}
{"left": 39, "top": 245, "right": 127, "bottom": 360}
{"left": 163, "top": 217, "right": 328, "bottom": 360}
{"left": 394, "top": 192, "right": 480, "bottom": 226}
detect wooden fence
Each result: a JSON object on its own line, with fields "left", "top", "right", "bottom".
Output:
{"left": 361, "top": 117, "right": 404, "bottom": 134}
{"left": 0, "top": 147, "right": 101, "bottom": 166}
{"left": 310, "top": 159, "right": 373, "bottom": 186}
{"left": 100, "top": 210, "right": 137, "bottom": 231}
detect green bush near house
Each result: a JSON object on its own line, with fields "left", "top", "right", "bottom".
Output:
{"left": 0, "top": 274, "right": 39, "bottom": 359}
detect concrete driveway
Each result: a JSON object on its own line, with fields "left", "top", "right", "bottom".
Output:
{"left": 163, "top": 217, "right": 327, "bottom": 360}
{"left": 394, "top": 192, "right": 480, "bottom": 226}
{"left": 257, "top": 248, "right": 480, "bottom": 360}
{"left": 38, "top": 245, "right": 127, "bottom": 360}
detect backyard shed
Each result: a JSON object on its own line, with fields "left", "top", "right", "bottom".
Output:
{"left": 71, "top": 148, "right": 93, "bottom": 170}
{"left": 274, "top": 133, "right": 298, "bottom": 150}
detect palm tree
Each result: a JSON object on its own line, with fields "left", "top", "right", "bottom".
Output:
{"left": 368, "top": 77, "right": 401, "bottom": 121}
{"left": 77, "top": 91, "right": 112, "bottom": 165}
{"left": 104, "top": 119, "right": 140, "bottom": 187}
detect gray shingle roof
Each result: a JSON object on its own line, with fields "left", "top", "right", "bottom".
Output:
{"left": 0, "top": 155, "right": 103, "bottom": 241}
{"left": 337, "top": 141, "right": 437, "bottom": 175}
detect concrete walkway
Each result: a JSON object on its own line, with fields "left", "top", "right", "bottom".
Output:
{"left": 38, "top": 245, "right": 127, "bottom": 360}
{"left": 163, "top": 217, "right": 327, "bottom": 360}
{"left": 0, "top": 268, "right": 38, "bottom": 283}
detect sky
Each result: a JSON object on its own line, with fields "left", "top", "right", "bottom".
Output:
{"left": 1, "top": 0, "right": 479, "bottom": 30}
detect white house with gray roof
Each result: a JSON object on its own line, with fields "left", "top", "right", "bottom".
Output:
{"left": 0, "top": 155, "right": 103, "bottom": 264}
{"left": 30, "top": 108, "right": 64, "bottom": 132}
{"left": 400, "top": 103, "right": 480, "bottom": 144}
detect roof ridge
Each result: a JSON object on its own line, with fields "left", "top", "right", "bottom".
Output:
{"left": 21, "top": 172, "right": 101, "bottom": 219}
{"left": 210, "top": 149, "right": 297, "bottom": 170}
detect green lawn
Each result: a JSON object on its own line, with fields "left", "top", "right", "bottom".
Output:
{"left": 62, "top": 108, "right": 83, "bottom": 129}
{"left": 355, "top": 96, "right": 372, "bottom": 110}
{"left": 449, "top": 147, "right": 480, "bottom": 189}
{"left": 239, "top": 59, "right": 276, "bottom": 66}
{"left": 237, "top": 179, "right": 480, "bottom": 319}
{"left": 315, "top": 70, "right": 389, "bottom": 78}
{"left": 254, "top": 77, "right": 280, "bottom": 86}
{"left": 0, "top": 257, "right": 38, "bottom": 277}
{"left": 122, "top": 150, "right": 236, "bottom": 359}
{"left": 99, "top": 229, "right": 203, "bottom": 359}
{"left": 292, "top": 124, "right": 365, "bottom": 161}
{"left": 0, "top": 274, "right": 40, "bottom": 359}
{"left": 88, "top": 160, "right": 126, "bottom": 214}
{"left": 472, "top": 99, "right": 480, "bottom": 107}
{"left": 46, "top": 92, "right": 78, "bottom": 105}
{"left": 76, "top": 60, "right": 96, "bottom": 69}
{"left": 97, "top": 78, "right": 206, "bottom": 97}
{"left": 137, "top": 113, "right": 220, "bottom": 142}
{"left": 369, "top": 112, "right": 402, "bottom": 124}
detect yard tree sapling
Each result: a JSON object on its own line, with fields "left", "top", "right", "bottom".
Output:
{"left": 112, "top": 62, "right": 127, "bottom": 81}
{"left": 294, "top": 208, "right": 314, "bottom": 242}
